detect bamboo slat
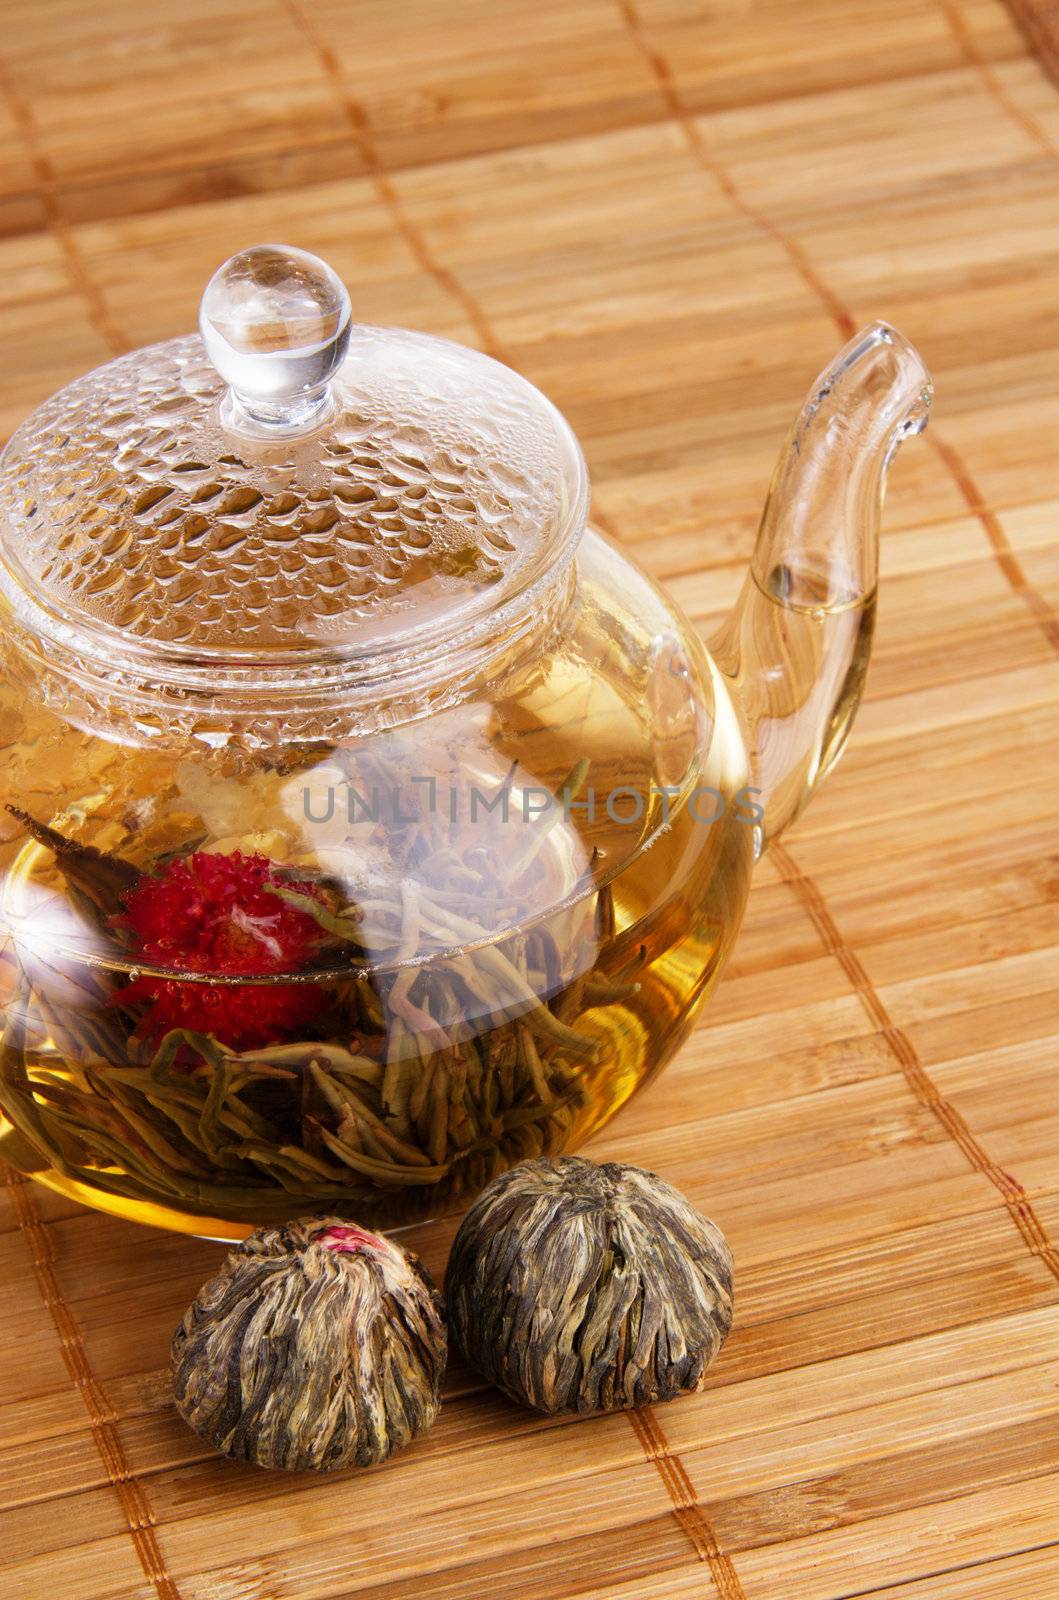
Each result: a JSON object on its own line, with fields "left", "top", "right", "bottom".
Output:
{"left": 2, "top": 1, "right": 1059, "bottom": 1596}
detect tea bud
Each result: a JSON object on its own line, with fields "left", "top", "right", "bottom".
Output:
{"left": 445, "top": 1156, "right": 733, "bottom": 1415}
{"left": 172, "top": 1217, "right": 446, "bottom": 1470}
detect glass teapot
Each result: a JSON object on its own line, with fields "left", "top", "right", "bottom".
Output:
{"left": 0, "top": 246, "right": 931, "bottom": 1239}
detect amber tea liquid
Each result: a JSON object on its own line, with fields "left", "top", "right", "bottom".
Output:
{"left": 0, "top": 680, "right": 753, "bottom": 1238}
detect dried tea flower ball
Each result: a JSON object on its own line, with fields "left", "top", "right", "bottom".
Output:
{"left": 445, "top": 1156, "right": 733, "bottom": 1415}
{"left": 172, "top": 1217, "right": 446, "bottom": 1471}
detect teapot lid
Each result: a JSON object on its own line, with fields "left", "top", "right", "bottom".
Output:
{"left": 0, "top": 245, "right": 587, "bottom": 685}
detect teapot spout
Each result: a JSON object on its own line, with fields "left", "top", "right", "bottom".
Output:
{"left": 712, "top": 323, "right": 932, "bottom": 850}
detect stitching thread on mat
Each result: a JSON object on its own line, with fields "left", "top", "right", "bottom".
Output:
{"left": 628, "top": 1406, "right": 747, "bottom": 1599}
{"left": 1001, "top": 0, "right": 1059, "bottom": 86}
{"left": 614, "top": 0, "right": 856, "bottom": 338}
{"left": 0, "top": 59, "right": 126, "bottom": 356}
{"left": 939, "top": 0, "right": 1057, "bottom": 155}
{"left": 279, "top": 0, "right": 505, "bottom": 362}
{"left": 771, "top": 842, "right": 1059, "bottom": 1285}
{"left": 927, "top": 432, "right": 1059, "bottom": 653}
{"left": 616, "top": 0, "right": 1059, "bottom": 1561}
{"left": 616, "top": 0, "right": 1059, "bottom": 660}
{"left": 1, "top": 1166, "right": 184, "bottom": 1600}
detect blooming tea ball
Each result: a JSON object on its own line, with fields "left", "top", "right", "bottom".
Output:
{"left": 445, "top": 1156, "right": 733, "bottom": 1415}
{"left": 172, "top": 1217, "right": 446, "bottom": 1470}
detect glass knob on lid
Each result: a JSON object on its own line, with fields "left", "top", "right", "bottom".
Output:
{"left": 200, "top": 244, "right": 352, "bottom": 437}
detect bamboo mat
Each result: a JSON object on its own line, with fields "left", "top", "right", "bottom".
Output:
{"left": 2, "top": 1, "right": 1059, "bottom": 1596}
